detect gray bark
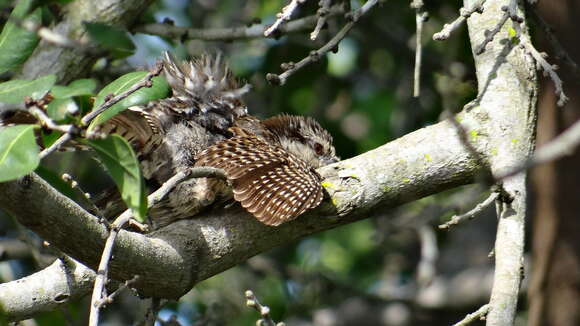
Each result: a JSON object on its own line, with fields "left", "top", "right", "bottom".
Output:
{"left": 0, "top": 115, "right": 484, "bottom": 320}
{"left": 464, "top": 0, "right": 537, "bottom": 325}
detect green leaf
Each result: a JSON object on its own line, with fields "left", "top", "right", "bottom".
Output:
{"left": 0, "top": 75, "right": 57, "bottom": 104}
{"left": 0, "top": 125, "right": 40, "bottom": 182}
{"left": 85, "top": 134, "right": 147, "bottom": 221}
{"left": 84, "top": 22, "right": 135, "bottom": 58}
{"left": 0, "top": 0, "right": 41, "bottom": 74}
{"left": 46, "top": 97, "right": 78, "bottom": 121}
{"left": 88, "top": 72, "right": 169, "bottom": 130}
{"left": 51, "top": 79, "right": 97, "bottom": 98}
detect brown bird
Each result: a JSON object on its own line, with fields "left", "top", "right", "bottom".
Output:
{"left": 14, "top": 53, "right": 339, "bottom": 227}
{"left": 195, "top": 114, "right": 337, "bottom": 225}
{"left": 105, "top": 53, "right": 339, "bottom": 227}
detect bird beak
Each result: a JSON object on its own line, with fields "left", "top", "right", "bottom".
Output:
{"left": 322, "top": 156, "right": 340, "bottom": 166}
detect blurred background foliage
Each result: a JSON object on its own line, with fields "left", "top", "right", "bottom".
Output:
{"left": 0, "top": 0, "right": 519, "bottom": 325}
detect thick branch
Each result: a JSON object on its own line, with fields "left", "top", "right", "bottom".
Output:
{"left": 465, "top": 0, "right": 537, "bottom": 325}
{"left": 0, "top": 111, "right": 486, "bottom": 320}
{"left": 0, "top": 257, "right": 95, "bottom": 321}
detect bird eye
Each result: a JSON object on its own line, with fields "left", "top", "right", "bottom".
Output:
{"left": 313, "top": 142, "right": 324, "bottom": 155}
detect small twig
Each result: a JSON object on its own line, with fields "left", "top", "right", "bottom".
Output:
{"left": 95, "top": 275, "right": 140, "bottom": 308}
{"left": 135, "top": 7, "right": 343, "bottom": 42}
{"left": 411, "top": 1, "right": 428, "bottom": 97}
{"left": 268, "top": 0, "right": 379, "bottom": 86}
{"left": 81, "top": 63, "right": 163, "bottom": 125}
{"left": 62, "top": 173, "right": 103, "bottom": 216}
{"left": 264, "top": 0, "right": 306, "bottom": 37}
{"left": 245, "top": 290, "right": 285, "bottom": 326}
{"left": 439, "top": 191, "right": 499, "bottom": 229}
{"left": 474, "top": 10, "right": 509, "bottom": 55}
{"left": 512, "top": 20, "right": 569, "bottom": 106}
{"left": 27, "top": 105, "right": 78, "bottom": 134}
{"left": 39, "top": 133, "right": 73, "bottom": 159}
{"left": 433, "top": 0, "right": 486, "bottom": 41}
{"left": 310, "top": 0, "right": 332, "bottom": 40}
{"left": 529, "top": 6, "right": 579, "bottom": 76}
{"left": 498, "top": 116, "right": 580, "bottom": 179}
{"left": 452, "top": 304, "right": 490, "bottom": 326}
{"left": 88, "top": 167, "right": 226, "bottom": 326}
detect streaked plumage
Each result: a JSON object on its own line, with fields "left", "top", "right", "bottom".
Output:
{"left": 3, "top": 52, "right": 339, "bottom": 228}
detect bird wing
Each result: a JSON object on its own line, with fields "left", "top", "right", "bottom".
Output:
{"left": 195, "top": 134, "right": 323, "bottom": 226}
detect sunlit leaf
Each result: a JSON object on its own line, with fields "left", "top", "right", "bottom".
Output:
{"left": 84, "top": 22, "right": 135, "bottom": 58}
{"left": 0, "top": 0, "right": 41, "bottom": 74}
{"left": 88, "top": 72, "right": 168, "bottom": 130}
{"left": 0, "top": 125, "right": 40, "bottom": 182}
{"left": 85, "top": 134, "right": 147, "bottom": 221}
{"left": 0, "top": 75, "right": 57, "bottom": 104}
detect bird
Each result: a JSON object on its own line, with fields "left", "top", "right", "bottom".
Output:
{"left": 4, "top": 52, "right": 340, "bottom": 227}
{"left": 195, "top": 114, "right": 337, "bottom": 225}
{"left": 113, "top": 53, "right": 339, "bottom": 227}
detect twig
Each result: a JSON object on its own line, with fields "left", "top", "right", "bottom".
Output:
{"left": 452, "top": 304, "right": 490, "bottom": 326}
{"left": 136, "top": 6, "right": 344, "bottom": 41}
{"left": 245, "top": 290, "right": 285, "bottom": 326}
{"left": 411, "top": 1, "right": 428, "bottom": 97}
{"left": 39, "top": 133, "right": 72, "bottom": 159}
{"left": 433, "top": 0, "right": 486, "bottom": 41}
{"left": 24, "top": 95, "right": 80, "bottom": 159}
{"left": 529, "top": 6, "right": 579, "bottom": 76}
{"left": 498, "top": 116, "right": 580, "bottom": 179}
{"left": 267, "top": 0, "right": 379, "bottom": 86}
{"left": 264, "top": 0, "right": 306, "bottom": 37}
{"left": 81, "top": 63, "right": 163, "bottom": 125}
{"left": 474, "top": 10, "right": 509, "bottom": 55}
{"left": 146, "top": 167, "right": 227, "bottom": 207}
{"left": 27, "top": 106, "right": 78, "bottom": 134}
{"left": 439, "top": 191, "right": 499, "bottom": 229}
{"left": 512, "top": 19, "right": 569, "bottom": 106}
{"left": 95, "top": 275, "right": 140, "bottom": 308}
{"left": 62, "top": 173, "right": 103, "bottom": 216}
{"left": 310, "top": 0, "right": 332, "bottom": 40}
{"left": 88, "top": 167, "right": 226, "bottom": 326}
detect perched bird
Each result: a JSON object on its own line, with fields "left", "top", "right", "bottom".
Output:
{"left": 4, "top": 52, "right": 339, "bottom": 227}
{"left": 195, "top": 114, "right": 337, "bottom": 225}
{"left": 109, "top": 53, "right": 338, "bottom": 227}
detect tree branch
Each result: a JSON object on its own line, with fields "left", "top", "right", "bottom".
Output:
{"left": 464, "top": 0, "right": 537, "bottom": 325}
{"left": 0, "top": 110, "right": 486, "bottom": 320}
{"left": 134, "top": 6, "right": 343, "bottom": 42}
{"left": 0, "top": 257, "right": 96, "bottom": 321}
